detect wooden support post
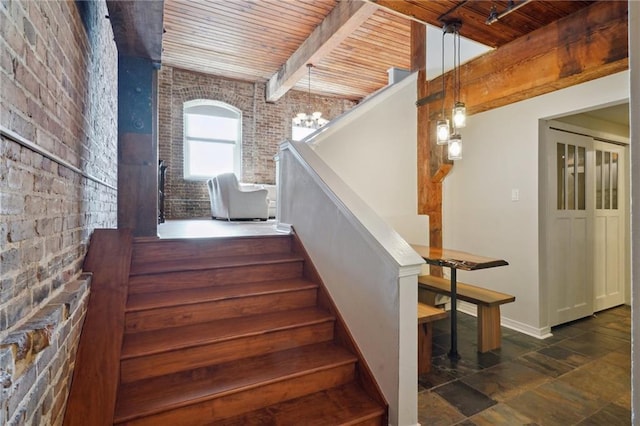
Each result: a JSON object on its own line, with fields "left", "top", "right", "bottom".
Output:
{"left": 117, "top": 56, "right": 158, "bottom": 237}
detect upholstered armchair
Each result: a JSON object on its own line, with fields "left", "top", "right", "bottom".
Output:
{"left": 207, "top": 173, "right": 269, "bottom": 220}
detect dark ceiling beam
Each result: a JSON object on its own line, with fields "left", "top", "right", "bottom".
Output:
{"left": 106, "top": 0, "right": 164, "bottom": 63}
{"left": 422, "top": 0, "right": 628, "bottom": 120}
{"left": 265, "top": 0, "right": 378, "bottom": 102}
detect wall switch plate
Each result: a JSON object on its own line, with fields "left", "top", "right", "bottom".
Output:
{"left": 511, "top": 189, "right": 520, "bottom": 201}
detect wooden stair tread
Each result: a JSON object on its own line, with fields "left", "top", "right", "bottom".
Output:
{"left": 130, "top": 252, "right": 305, "bottom": 276}
{"left": 114, "top": 342, "right": 357, "bottom": 422}
{"left": 214, "top": 382, "right": 384, "bottom": 426}
{"left": 126, "top": 278, "right": 317, "bottom": 312}
{"left": 121, "top": 307, "right": 335, "bottom": 358}
{"left": 418, "top": 274, "right": 515, "bottom": 306}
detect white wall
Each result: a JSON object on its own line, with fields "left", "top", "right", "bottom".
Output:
{"left": 442, "top": 71, "right": 630, "bottom": 335}
{"left": 312, "top": 73, "right": 429, "bottom": 246}
{"left": 629, "top": 0, "right": 639, "bottom": 421}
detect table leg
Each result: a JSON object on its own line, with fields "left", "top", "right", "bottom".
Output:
{"left": 448, "top": 268, "right": 460, "bottom": 360}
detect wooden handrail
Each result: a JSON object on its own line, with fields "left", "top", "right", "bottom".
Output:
{"left": 63, "top": 229, "right": 133, "bottom": 425}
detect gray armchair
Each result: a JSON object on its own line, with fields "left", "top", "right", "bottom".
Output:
{"left": 207, "top": 173, "right": 269, "bottom": 220}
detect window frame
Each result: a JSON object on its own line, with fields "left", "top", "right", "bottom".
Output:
{"left": 183, "top": 99, "right": 242, "bottom": 180}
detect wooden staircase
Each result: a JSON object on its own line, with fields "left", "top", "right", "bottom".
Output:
{"left": 110, "top": 233, "right": 386, "bottom": 425}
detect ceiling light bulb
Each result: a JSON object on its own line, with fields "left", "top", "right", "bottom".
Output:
{"left": 436, "top": 119, "right": 450, "bottom": 145}
{"left": 448, "top": 134, "right": 462, "bottom": 160}
{"left": 452, "top": 102, "right": 466, "bottom": 128}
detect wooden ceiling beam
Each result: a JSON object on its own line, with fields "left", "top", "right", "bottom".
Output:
{"left": 421, "top": 0, "right": 628, "bottom": 119}
{"left": 265, "top": 0, "right": 378, "bottom": 102}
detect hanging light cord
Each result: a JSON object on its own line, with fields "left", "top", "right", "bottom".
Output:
{"left": 441, "top": 29, "right": 446, "bottom": 119}
{"left": 307, "top": 64, "right": 311, "bottom": 114}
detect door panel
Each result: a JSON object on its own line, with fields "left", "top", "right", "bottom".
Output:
{"left": 593, "top": 142, "right": 625, "bottom": 311}
{"left": 546, "top": 130, "right": 593, "bottom": 326}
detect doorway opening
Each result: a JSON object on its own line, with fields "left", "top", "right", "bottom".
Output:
{"left": 539, "top": 102, "right": 630, "bottom": 327}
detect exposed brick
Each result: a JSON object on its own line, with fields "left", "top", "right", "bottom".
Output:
{"left": 1, "top": 0, "right": 116, "bottom": 421}
{"left": 0, "top": 192, "right": 24, "bottom": 215}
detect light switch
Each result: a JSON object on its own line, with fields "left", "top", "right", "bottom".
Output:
{"left": 511, "top": 189, "right": 520, "bottom": 201}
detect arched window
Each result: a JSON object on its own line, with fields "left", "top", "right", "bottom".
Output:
{"left": 183, "top": 100, "right": 242, "bottom": 179}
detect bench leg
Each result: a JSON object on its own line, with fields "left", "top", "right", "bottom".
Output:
{"left": 477, "top": 305, "right": 502, "bottom": 353}
{"left": 418, "top": 323, "right": 433, "bottom": 374}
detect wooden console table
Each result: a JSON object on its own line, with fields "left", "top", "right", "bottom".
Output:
{"left": 411, "top": 245, "right": 508, "bottom": 360}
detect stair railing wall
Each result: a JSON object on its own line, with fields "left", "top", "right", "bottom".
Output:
{"left": 276, "top": 140, "right": 424, "bottom": 426}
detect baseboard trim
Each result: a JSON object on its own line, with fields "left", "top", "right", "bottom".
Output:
{"left": 457, "top": 301, "right": 553, "bottom": 339}
{"left": 275, "top": 221, "right": 293, "bottom": 233}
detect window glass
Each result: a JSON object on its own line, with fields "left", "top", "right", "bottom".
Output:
{"left": 183, "top": 100, "right": 241, "bottom": 179}
{"left": 557, "top": 143, "right": 565, "bottom": 210}
{"left": 611, "top": 152, "right": 618, "bottom": 210}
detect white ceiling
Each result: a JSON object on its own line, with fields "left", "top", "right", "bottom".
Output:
{"left": 583, "top": 103, "right": 630, "bottom": 126}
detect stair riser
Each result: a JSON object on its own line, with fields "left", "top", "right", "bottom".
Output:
{"left": 120, "top": 321, "right": 335, "bottom": 383}
{"left": 128, "top": 262, "right": 304, "bottom": 294}
{"left": 126, "top": 289, "right": 318, "bottom": 333}
{"left": 131, "top": 236, "right": 292, "bottom": 271}
{"left": 116, "top": 364, "right": 356, "bottom": 425}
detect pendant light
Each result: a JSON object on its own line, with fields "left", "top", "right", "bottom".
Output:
{"left": 436, "top": 20, "right": 466, "bottom": 159}
{"left": 292, "top": 64, "right": 328, "bottom": 130}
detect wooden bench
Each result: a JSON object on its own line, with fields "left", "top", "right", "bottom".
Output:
{"left": 417, "top": 303, "right": 448, "bottom": 374}
{"left": 418, "top": 274, "right": 515, "bottom": 353}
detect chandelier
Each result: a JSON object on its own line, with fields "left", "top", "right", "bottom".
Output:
{"left": 435, "top": 20, "right": 466, "bottom": 161}
{"left": 293, "top": 64, "right": 328, "bottom": 130}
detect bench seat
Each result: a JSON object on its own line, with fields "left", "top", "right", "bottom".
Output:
{"left": 418, "top": 274, "right": 515, "bottom": 353}
{"left": 417, "top": 303, "right": 447, "bottom": 374}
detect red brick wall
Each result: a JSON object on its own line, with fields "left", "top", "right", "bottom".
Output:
{"left": 158, "top": 66, "right": 356, "bottom": 219}
{"left": 0, "top": 0, "right": 117, "bottom": 424}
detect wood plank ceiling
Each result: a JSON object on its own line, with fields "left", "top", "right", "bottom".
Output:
{"left": 161, "top": 0, "right": 596, "bottom": 101}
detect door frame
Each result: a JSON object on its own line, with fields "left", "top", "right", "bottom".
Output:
{"left": 539, "top": 118, "right": 630, "bottom": 328}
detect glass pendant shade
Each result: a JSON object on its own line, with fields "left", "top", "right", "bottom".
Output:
{"left": 452, "top": 102, "right": 467, "bottom": 128}
{"left": 448, "top": 134, "right": 463, "bottom": 160}
{"left": 436, "top": 119, "right": 450, "bottom": 145}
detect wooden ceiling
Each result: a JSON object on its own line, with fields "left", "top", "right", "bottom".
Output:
{"left": 160, "top": 0, "right": 597, "bottom": 101}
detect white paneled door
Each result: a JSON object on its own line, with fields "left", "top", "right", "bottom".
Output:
{"left": 546, "top": 130, "right": 593, "bottom": 326}
{"left": 593, "top": 141, "right": 626, "bottom": 311}
{"left": 544, "top": 127, "right": 627, "bottom": 326}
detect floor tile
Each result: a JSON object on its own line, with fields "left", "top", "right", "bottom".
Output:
{"left": 505, "top": 380, "right": 606, "bottom": 425}
{"left": 461, "top": 361, "right": 551, "bottom": 402}
{"left": 418, "top": 368, "right": 455, "bottom": 392}
{"left": 576, "top": 402, "right": 631, "bottom": 425}
{"left": 537, "top": 345, "right": 591, "bottom": 368}
{"left": 600, "top": 350, "right": 631, "bottom": 369}
{"left": 433, "top": 380, "right": 497, "bottom": 417}
{"left": 514, "top": 351, "right": 575, "bottom": 378}
{"left": 468, "top": 403, "right": 538, "bottom": 425}
{"left": 557, "top": 358, "right": 630, "bottom": 402}
{"left": 419, "top": 306, "right": 630, "bottom": 426}
{"left": 555, "top": 331, "right": 626, "bottom": 359}
{"left": 417, "top": 391, "right": 466, "bottom": 426}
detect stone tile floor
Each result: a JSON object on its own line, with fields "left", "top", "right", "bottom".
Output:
{"left": 419, "top": 305, "right": 631, "bottom": 425}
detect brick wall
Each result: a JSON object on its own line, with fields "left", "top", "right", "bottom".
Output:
{"left": 0, "top": 0, "right": 117, "bottom": 424}
{"left": 158, "top": 66, "right": 356, "bottom": 219}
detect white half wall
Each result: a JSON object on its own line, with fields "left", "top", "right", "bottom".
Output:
{"left": 312, "top": 73, "right": 429, "bottom": 246}
{"left": 442, "top": 71, "right": 630, "bottom": 335}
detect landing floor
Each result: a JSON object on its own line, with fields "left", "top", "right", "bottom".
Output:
{"left": 157, "top": 218, "right": 283, "bottom": 239}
